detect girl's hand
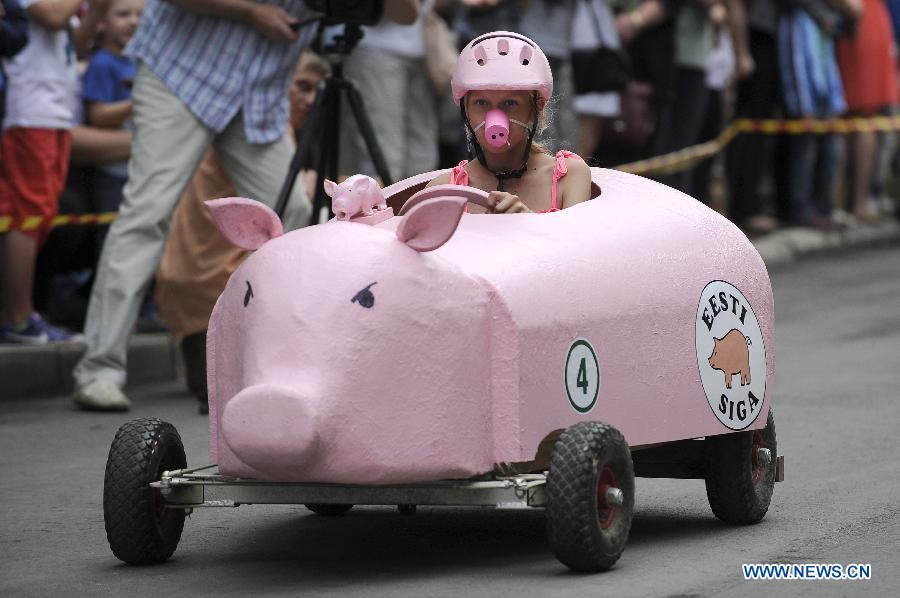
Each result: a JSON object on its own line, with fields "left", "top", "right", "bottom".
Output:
{"left": 488, "top": 191, "right": 532, "bottom": 214}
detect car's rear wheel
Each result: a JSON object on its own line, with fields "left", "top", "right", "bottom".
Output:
{"left": 103, "top": 418, "right": 187, "bottom": 564}
{"left": 305, "top": 503, "right": 353, "bottom": 516}
{"left": 545, "top": 421, "right": 634, "bottom": 572}
{"left": 705, "top": 410, "right": 776, "bottom": 524}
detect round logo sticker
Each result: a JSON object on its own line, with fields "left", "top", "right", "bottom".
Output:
{"left": 565, "top": 338, "right": 600, "bottom": 413}
{"left": 696, "top": 281, "right": 766, "bottom": 430}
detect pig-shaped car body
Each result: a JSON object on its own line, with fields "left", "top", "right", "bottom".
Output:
{"left": 205, "top": 168, "right": 774, "bottom": 485}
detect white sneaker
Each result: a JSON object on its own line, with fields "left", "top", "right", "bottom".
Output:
{"left": 74, "top": 379, "right": 131, "bottom": 412}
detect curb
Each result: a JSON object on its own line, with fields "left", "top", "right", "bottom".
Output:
{"left": 751, "top": 219, "right": 900, "bottom": 267}
{"left": 1, "top": 333, "right": 180, "bottom": 400}
{"left": 2, "top": 219, "right": 899, "bottom": 400}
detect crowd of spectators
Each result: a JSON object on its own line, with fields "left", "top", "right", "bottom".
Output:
{"left": 0, "top": 1, "right": 897, "bottom": 364}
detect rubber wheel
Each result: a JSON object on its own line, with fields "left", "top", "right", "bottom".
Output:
{"left": 705, "top": 410, "right": 776, "bottom": 525}
{"left": 305, "top": 503, "right": 353, "bottom": 516}
{"left": 103, "top": 418, "right": 187, "bottom": 564}
{"left": 546, "top": 421, "right": 635, "bottom": 572}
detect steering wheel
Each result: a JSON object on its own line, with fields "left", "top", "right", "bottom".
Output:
{"left": 398, "top": 184, "right": 492, "bottom": 216}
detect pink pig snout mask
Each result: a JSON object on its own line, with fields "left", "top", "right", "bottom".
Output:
{"left": 472, "top": 108, "right": 533, "bottom": 148}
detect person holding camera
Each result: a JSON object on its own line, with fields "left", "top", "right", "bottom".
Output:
{"left": 72, "top": 0, "right": 419, "bottom": 411}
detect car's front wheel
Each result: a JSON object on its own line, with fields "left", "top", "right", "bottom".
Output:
{"left": 545, "top": 421, "right": 635, "bottom": 572}
{"left": 103, "top": 418, "right": 187, "bottom": 564}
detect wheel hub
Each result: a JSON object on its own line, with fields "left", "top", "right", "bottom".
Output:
{"left": 597, "top": 466, "right": 620, "bottom": 529}
{"left": 750, "top": 430, "right": 767, "bottom": 485}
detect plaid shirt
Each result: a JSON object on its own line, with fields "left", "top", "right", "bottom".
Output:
{"left": 127, "top": 0, "right": 318, "bottom": 144}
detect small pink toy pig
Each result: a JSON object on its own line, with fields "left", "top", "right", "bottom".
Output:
{"left": 324, "top": 175, "right": 387, "bottom": 221}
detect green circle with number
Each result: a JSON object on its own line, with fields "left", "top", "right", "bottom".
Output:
{"left": 565, "top": 338, "right": 600, "bottom": 413}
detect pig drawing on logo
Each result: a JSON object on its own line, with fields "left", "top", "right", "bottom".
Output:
{"left": 708, "top": 328, "right": 752, "bottom": 389}
{"left": 324, "top": 175, "right": 387, "bottom": 221}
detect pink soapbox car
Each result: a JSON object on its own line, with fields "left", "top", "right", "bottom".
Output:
{"left": 102, "top": 168, "right": 784, "bottom": 572}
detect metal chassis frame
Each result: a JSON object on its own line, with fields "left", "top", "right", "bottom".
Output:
{"left": 152, "top": 465, "right": 548, "bottom": 510}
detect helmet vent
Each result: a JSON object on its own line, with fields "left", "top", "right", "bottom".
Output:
{"left": 474, "top": 45, "right": 488, "bottom": 66}
{"left": 519, "top": 45, "right": 533, "bottom": 66}
{"left": 497, "top": 39, "right": 510, "bottom": 56}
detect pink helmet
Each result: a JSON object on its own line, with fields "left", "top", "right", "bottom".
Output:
{"left": 451, "top": 31, "right": 553, "bottom": 106}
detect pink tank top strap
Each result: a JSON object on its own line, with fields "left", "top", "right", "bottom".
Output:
{"left": 549, "top": 150, "right": 583, "bottom": 212}
{"left": 450, "top": 160, "right": 470, "bottom": 186}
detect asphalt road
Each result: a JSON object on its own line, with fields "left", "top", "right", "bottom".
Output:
{"left": 2, "top": 245, "right": 899, "bottom": 598}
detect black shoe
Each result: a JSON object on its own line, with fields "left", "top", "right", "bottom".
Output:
{"left": 181, "top": 331, "right": 209, "bottom": 415}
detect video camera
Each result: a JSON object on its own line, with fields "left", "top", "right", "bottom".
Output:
{"left": 303, "top": 0, "right": 384, "bottom": 26}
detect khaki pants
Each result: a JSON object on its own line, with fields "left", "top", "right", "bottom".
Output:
{"left": 339, "top": 48, "right": 439, "bottom": 182}
{"left": 74, "top": 64, "right": 309, "bottom": 387}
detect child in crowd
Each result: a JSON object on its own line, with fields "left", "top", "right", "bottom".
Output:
{"left": 154, "top": 51, "right": 330, "bottom": 414}
{"left": 0, "top": 0, "right": 103, "bottom": 344}
{"left": 427, "top": 31, "right": 592, "bottom": 213}
{"left": 81, "top": 0, "right": 142, "bottom": 226}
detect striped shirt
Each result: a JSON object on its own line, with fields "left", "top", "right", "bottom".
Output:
{"left": 126, "top": 0, "right": 318, "bottom": 144}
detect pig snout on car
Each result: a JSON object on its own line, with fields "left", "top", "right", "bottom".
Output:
{"left": 708, "top": 328, "right": 752, "bottom": 389}
{"left": 221, "top": 384, "right": 320, "bottom": 475}
{"left": 324, "top": 175, "right": 387, "bottom": 221}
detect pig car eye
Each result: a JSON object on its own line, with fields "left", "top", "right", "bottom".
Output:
{"left": 351, "top": 282, "right": 377, "bottom": 309}
{"left": 243, "top": 281, "right": 254, "bottom": 307}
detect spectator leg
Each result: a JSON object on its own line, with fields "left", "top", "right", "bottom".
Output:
{"left": 691, "top": 88, "right": 724, "bottom": 207}
{"left": 212, "top": 113, "right": 311, "bottom": 232}
{"left": 0, "top": 230, "right": 39, "bottom": 324}
{"left": 848, "top": 129, "right": 878, "bottom": 218}
{"left": 787, "top": 133, "right": 818, "bottom": 224}
{"left": 813, "top": 133, "right": 839, "bottom": 218}
{"left": 74, "top": 64, "right": 214, "bottom": 388}
{"left": 402, "top": 57, "right": 439, "bottom": 180}
{"left": 339, "top": 47, "right": 407, "bottom": 183}
{"left": 660, "top": 67, "right": 710, "bottom": 196}
{"left": 726, "top": 30, "right": 780, "bottom": 225}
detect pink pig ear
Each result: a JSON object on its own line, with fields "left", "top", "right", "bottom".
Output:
{"left": 396, "top": 196, "right": 466, "bottom": 252}
{"left": 205, "top": 197, "right": 284, "bottom": 251}
{"left": 324, "top": 179, "right": 338, "bottom": 198}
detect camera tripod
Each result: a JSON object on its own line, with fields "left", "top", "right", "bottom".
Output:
{"left": 274, "top": 24, "right": 394, "bottom": 224}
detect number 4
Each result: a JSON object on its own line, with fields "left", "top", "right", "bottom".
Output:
{"left": 577, "top": 358, "right": 588, "bottom": 394}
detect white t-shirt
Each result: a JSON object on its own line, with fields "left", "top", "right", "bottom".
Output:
{"left": 2, "top": 0, "right": 79, "bottom": 130}
{"left": 358, "top": 0, "right": 435, "bottom": 58}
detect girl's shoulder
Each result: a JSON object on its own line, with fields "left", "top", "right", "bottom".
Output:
{"left": 555, "top": 152, "right": 592, "bottom": 208}
{"left": 546, "top": 150, "right": 588, "bottom": 182}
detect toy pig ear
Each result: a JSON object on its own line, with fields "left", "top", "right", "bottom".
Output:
{"left": 324, "top": 179, "right": 338, "bottom": 198}
{"left": 396, "top": 196, "right": 466, "bottom": 252}
{"left": 205, "top": 197, "right": 284, "bottom": 251}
